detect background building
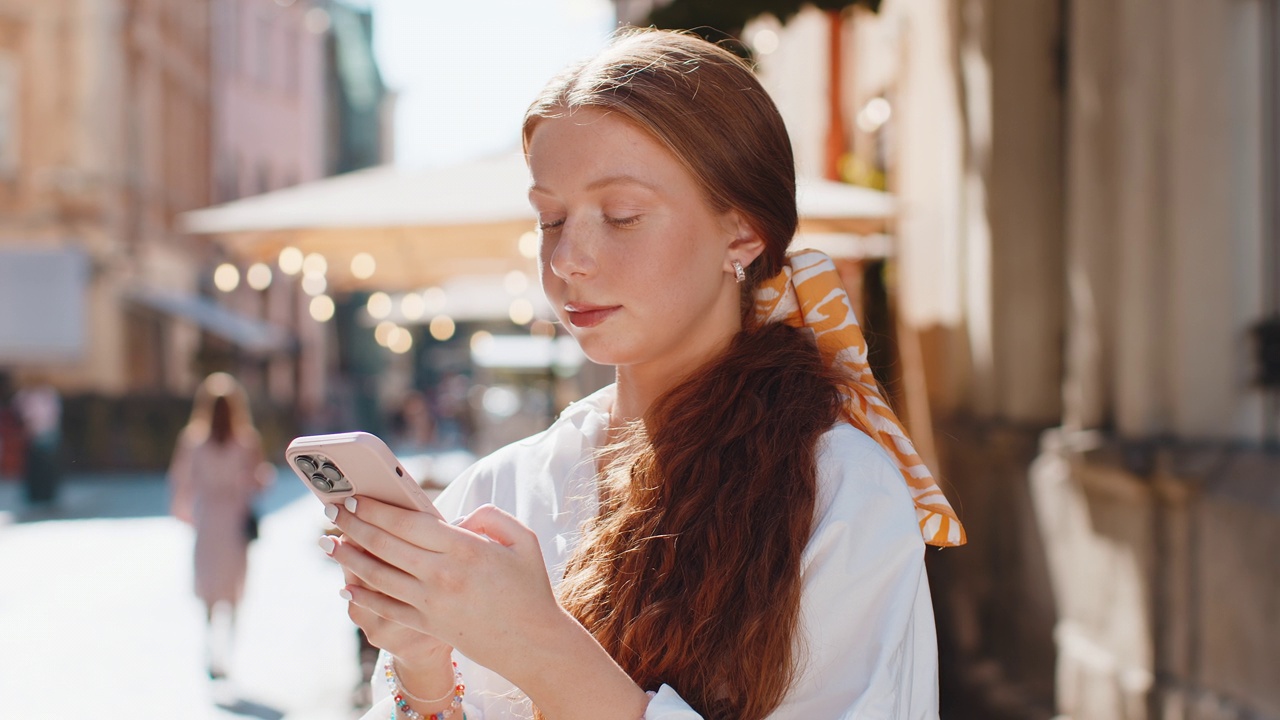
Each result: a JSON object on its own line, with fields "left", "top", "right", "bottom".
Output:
{"left": 696, "top": 1, "right": 1280, "bottom": 718}
{"left": 0, "top": 0, "right": 390, "bottom": 471}
{"left": 0, "top": 0, "right": 214, "bottom": 395}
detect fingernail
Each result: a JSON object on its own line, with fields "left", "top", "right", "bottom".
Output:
{"left": 344, "top": 497, "right": 358, "bottom": 513}
{"left": 338, "top": 587, "right": 352, "bottom": 601}
{"left": 318, "top": 536, "right": 336, "bottom": 555}
{"left": 324, "top": 505, "right": 339, "bottom": 522}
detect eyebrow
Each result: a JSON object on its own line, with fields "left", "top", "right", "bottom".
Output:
{"left": 528, "top": 173, "right": 661, "bottom": 196}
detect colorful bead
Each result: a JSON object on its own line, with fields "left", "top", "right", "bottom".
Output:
{"left": 385, "top": 656, "right": 465, "bottom": 720}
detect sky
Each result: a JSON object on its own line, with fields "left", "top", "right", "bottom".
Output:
{"left": 368, "top": 0, "right": 618, "bottom": 169}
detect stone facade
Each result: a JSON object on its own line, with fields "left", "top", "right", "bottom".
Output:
{"left": 907, "top": 0, "right": 1280, "bottom": 717}
{"left": 0, "top": 0, "right": 213, "bottom": 394}
{"left": 737, "top": 0, "right": 1280, "bottom": 718}
{"left": 0, "top": 0, "right": 350, "bottom": 469}
{"left": 207, "top": 0, "right": 330, "bottom": 415}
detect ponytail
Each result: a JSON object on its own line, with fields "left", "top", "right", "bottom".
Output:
{"left": 558, "top": 322, "right": 844, "bottom": 720}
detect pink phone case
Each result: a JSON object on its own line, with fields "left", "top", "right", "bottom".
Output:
{"left": 285, "top": 432, "right": 441, "bottom": 517}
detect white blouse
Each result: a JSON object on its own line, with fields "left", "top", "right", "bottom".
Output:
{"left": 366, "top": 385, "right": 938, "bottom": 720}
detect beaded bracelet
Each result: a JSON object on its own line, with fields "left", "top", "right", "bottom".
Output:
{"left": 385, "top": 657, "right": 465, "bottom": 720}
{"left": 390, "top": 657, "right": 457, "bottom": 704}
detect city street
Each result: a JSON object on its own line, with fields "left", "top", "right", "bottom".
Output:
{"left": 0, "top": 470, "right": 368, "bottom": 719}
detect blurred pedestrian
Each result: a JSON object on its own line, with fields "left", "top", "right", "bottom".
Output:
{"left": 390, "top": 389, "right": 436, "bottom": 453}
{"left": 433, "top": 373, "right": 474, "bottom": 449}
{"left": 13, "top": 382, "right": 62, "bottom": 505}
{"left": 0, "top": 372, "right": 24, "bottom": 479}
{"left": 168, "top": 372, "right": 273, "bottom": 680}
{"left": 326, "top": 29, "right": 965, "bottom": 720}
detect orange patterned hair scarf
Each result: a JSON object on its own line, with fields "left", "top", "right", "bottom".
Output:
{"left": 754, "top": 250, "right": 966, "bottom": 547}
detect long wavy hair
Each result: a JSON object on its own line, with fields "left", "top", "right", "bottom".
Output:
{"left": 524, "top": 30, "right": 846, "bottom": 720}
{"left": 181, "top": 372, "right": 257, "bottom": 447}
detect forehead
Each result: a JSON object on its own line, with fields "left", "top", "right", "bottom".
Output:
{"left": 526, "top": 108, "right": 691, "bottom": 192}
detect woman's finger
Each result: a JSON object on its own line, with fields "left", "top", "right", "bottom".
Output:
{"left": 331, "top": 499, "right": 446, "bottom": 574}
{"left": 347, "top": 600, "right": 415, "bottom": 645}
{"left": 342, "top": 582, "right": 430, "bottom": 635}
{"left": 456, "top": 503, "right": 537, "bottom": 550}
{"left": 322, "top": 535, "right": 419, "bottom": 601}
{"left": 337, "top": 496, "right": 455, "bottom": 555}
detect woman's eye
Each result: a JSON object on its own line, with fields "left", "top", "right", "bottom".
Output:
{"left": 538, "top": 219, "right": 565, "bottom": 232}
{"left": 605, "top": 215, "right": 641, "bottom": 228}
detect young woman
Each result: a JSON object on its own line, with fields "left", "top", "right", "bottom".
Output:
{"left": 169, "top": 372, "right": 273, "bottom": 679}
{"left": 322, "top": 29, "right": 964, "bottom": 720}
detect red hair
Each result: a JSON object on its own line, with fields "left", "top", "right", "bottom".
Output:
{"left": 559, "top": 324, "right": 843, "bottom": 719}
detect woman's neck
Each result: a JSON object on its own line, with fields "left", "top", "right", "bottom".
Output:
{"left": 608, "top": 281, "right": 745, "bottom": 433}
{"left": 610, "top": 333, "right": 739, "bottom": 430}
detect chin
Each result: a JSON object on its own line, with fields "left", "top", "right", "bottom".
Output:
{"left": 571, "top": 337, "right": 639, "bottom": 368}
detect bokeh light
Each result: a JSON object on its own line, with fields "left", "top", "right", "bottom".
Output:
{"left": 401, "top": 293, "right": 426, "bottom": 321}
{"left": 309, "top": 295, "right": 335, "bottom": 322}
{"left": 367, "top": 292, "right": 392, "bottom": 320}
{"left": 518, "top": 231, "right": 539, "bottom": 259}
{"left": 429, "top": 315, "right": 456, "bottom": 341}
{"left": 857, "top": 97, "right": 893, "bottom": 133}
{"left": 278, "top": 246, "right": 304, "bottom": 275}
{"left": 752, "top": 28, "right": 779, "bottom": 55}
{"left": 214, "top": 263, "right": 240, "bottom": 292}
{"left": 530, "top": 319, "right": 557, "bottom": 338}
{"left": 387, "top": 327, "right": 413, "bottom": 354}
{"left": 374, "top": 320, "right": 398, "bottom": 347}
{"left": 422, "top": 287, "right": 447, "bottom": 314}
{"left": 509, "top": 298, "right": 534, "bottom": 325}
{"left": 301, "top": 273, "right": 327, "bottom": 296}
{"left": 470, "top": 330, "right": 494, "bottom": 352}
{"left": 504, "top": 270, "right": 529, "bottom": 295}
{"left": 302, "top": 253, "right": 328, "bottom": 276}
{"left": 246, "top": 263, "right": 273, "bottom": 290}
{"left": 350, "top": 252, "right": 376, "bottom": 280}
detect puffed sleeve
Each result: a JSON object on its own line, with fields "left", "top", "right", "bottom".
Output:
{"left": 640, "top": 425, "right": 937, "bottom": 720}
{"left": 773, "top": 424, "right": 938, "bottom": 719}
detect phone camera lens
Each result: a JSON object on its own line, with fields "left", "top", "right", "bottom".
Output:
{"left": 295, "top": 455, "right": 317, "bottom": 474}
{"left": 310, "top": 473, "right": 333, "bottom": 492}
{"left": 320, "top": 463, "right": 344, "bottom": 483}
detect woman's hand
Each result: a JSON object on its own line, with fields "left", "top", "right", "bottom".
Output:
{"left": 321, "top": 519, "right": 455, "bottom": 710}
{"left": 320, "top": 520, "right": 455, "bottom": 666}
{"left": 326, "top": 497, "right": 651, "bottom": 720}
{"left": 323, "top": 497, "right": 566, "bottom": 682}
{"left": 337, "top": 560, "right": 452, "bottom": 669}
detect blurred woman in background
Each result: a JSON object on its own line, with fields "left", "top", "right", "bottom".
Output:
{"left": 169, "top": 372, "right": 273, "bottom": 680}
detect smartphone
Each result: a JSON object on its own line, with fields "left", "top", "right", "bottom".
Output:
{"left": 285, "top": 432, "right": 442, "bottom": 517}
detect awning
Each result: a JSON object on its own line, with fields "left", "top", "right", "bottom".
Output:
{"left": 795, "top": 178, "right": 895, "bottom": 234}
{"left": 128, "top": 290, "right": 293, "bottom": 355}
{"left": 181, "top": 154, "right": 535, "bottom": 293}
{"left": 180, "top": 153, "right": 895, "bottom": 294}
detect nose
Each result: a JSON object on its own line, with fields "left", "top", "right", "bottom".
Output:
{"left": 545, "top": 220, "right": 596, "bottom": 280}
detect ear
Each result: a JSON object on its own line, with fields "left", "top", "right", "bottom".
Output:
{"left": 722, "top": 209, "right": 767, "bottom": 273}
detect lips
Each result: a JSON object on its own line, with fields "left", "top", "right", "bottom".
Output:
{"left": 564, "top": 303, "right": 621, "bottom": 328}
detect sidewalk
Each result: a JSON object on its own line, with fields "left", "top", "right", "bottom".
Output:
{"left": 0, "top": 470, "right": 367, "bottom": 719}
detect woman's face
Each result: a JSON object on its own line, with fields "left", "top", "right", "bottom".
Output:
{"left": 527, "top": 108, "right": 752, "bottom": 380}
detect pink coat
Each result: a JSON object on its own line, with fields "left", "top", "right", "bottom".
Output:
{"left": 168, "top": 432, "right": 269, "bottom": 606}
